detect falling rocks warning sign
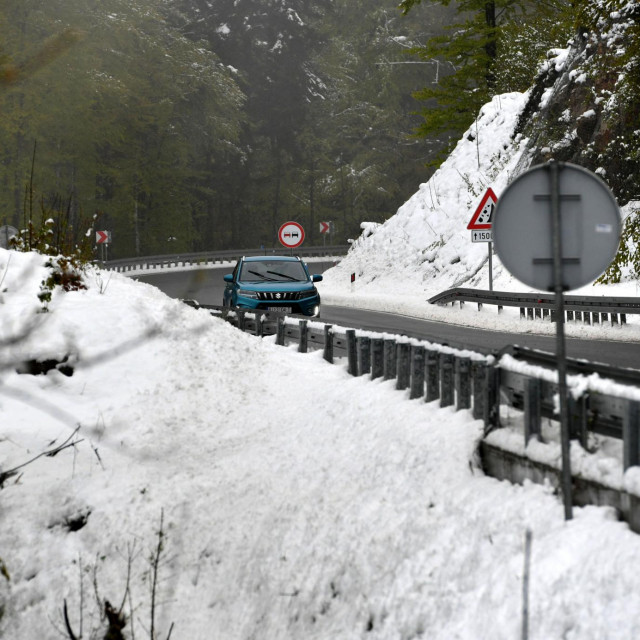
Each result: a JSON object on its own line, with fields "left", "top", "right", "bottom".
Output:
{"left": 467, "top": 188, "right": 498, "bottom": 230}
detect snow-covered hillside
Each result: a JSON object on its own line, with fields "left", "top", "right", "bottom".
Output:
{"left": 320, "top": 86, "right": 639, "bottom": 310}
{"left": 2, "top": 250, "right": 640, "bottom": 639}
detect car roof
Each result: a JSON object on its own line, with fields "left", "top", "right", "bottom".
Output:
{"left": 242, "top": 255, "right": 301, "bottom": 262}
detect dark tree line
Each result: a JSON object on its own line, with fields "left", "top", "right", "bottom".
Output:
{"left": 0, "top": 0, "right": 449, "bottom": 258}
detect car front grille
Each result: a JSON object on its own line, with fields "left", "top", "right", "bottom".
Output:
{"left": 257, "top": 291, "right": 299, "bottom": 301}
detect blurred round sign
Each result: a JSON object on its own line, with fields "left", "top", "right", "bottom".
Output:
{"left": 0, "top": 225, "right": 17, "bottom": 249}
{"left": 492, "top": 162, "right": 621, "bottom": 291}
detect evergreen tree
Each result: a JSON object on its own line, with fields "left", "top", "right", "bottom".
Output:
{"left": 398, "top": 0, "right": 573, "bottom": 164}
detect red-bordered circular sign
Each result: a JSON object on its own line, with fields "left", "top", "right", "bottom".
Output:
{"left": 278, "top": 221, "right": 305, "bottom": 248}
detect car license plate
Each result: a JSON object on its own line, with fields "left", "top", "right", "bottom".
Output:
{"left": 267, "top": 306, "right": 292, "bottom": 314}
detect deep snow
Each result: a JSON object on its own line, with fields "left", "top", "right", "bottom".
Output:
{"left": 3, "top": 82, "right": 640, "bottom": 639}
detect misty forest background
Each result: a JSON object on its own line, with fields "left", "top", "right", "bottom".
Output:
{"left": 0, "top": 1, "right": 634, "bottom": 259}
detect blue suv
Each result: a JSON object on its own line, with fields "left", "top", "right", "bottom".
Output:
{"left": 223, "top": 256, "right": 322, "bottom": 316}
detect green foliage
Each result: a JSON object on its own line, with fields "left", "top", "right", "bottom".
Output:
{"left": 597, "top": 207, "right": 640, "bottom": 284}
{"left": 0, "top": 0, "right": 245, "bottom": 257}
{"left": 400, "top": 1, "right": 575, "bottom": 165}
{"left": 9, "top": 154, "right": 97, "bottom": 309}
{"left": 494, "top": 3, "right": 575, "bottom": 93}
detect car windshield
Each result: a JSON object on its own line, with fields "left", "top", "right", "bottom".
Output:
{"left": 240, "top": 261, "right": 308, "bottom": 282}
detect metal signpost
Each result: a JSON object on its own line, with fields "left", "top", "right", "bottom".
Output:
{"left": 278, "top": 221, "right": 305, "bottom": 252}
{"left": 96, "top": 230, "right": 111, "bottom": 262}
{"left": 319, "top": 221, "right": 334, "bottom": 246}
{"left": 467, "top": 188, "right": 498, "bottom": 291}
{"left": 492, "top": 161, "right": 621, "bottom": 520}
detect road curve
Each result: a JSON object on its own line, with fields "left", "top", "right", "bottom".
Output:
{"left": 134, "top": 266, "right": 640, "bottom": 371}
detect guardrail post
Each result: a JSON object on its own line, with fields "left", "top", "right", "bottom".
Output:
{"left": 276, "top": 316, "right": 285, "bottom": 346}
{"left": 440, "top": 353, "right": 455, "bottom": 408}
{"left": 484, "top": 365, "right": 500, "bottom": 432}
{"left": 323, "top": 325, "right": 334, "bottom": 363}
{"left": 298, "top": 320, "right": 308, "bottom": 353}
{"left": 611, "top": 313, "right": 619, "bottom": 326}
{"left": 237, "top": 310, "right": 246, "bottom": 332}
{"left": 569, "top": 393, "right": 589, "bottom": 449}
{"left": 383, "top": 340, "right": 397, "bottom": 380}
{"left": 346, "top": 329, "right": 357, "bottom": 376}
{"left": 359, "top": 336, "right": 371, "bottom": 376}
{"left": 371, "top": 338, "right": 384, "bottom": 379}
{"left": 520, "top": 307, "right": 525, "bottom": 320}
{"left": 426, "top": 350, "right": 440, "bottom": 402}
{"left": 472, "top": 362, "right": 486, "bottom": 420}
{"left": 256, "top": 313, "right": 265, "bottom": 337}
{"left": 396, "top": 343, "right": 411, "bottom": 391}
{"left": 524, "top": 377, "right": 541, "bottom": 443}
{"left": 456, "top": 357, "right": 471, "bottom": 410}
{"left": 623, "top": 400, "right": 640, "bottom": 470}
{"left": 621, "top": 313, "right": 627, "bottom": 325}
{"left": 410, "top": 346, "right": 425, "bottom": 399}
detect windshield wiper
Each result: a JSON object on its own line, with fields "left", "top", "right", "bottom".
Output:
{"left": 246, "top": 270, "right": 277, "bottom": 281}
{"left": 266, "top": 270, "right": 298, "bottom": 281}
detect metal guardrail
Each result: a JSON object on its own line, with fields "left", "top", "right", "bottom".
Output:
{"left": 194, "top": 302, "right": 640, "bottom": 530}
{"left": 104, "top": 246, "right": 349, "bottom": 273}
{"left": 197, "top": 303, "right": 640, "bottom": 467}
{"left": 429, "top": 287, "right": 640, "bottom": 325}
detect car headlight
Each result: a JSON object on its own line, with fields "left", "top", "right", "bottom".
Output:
{"left": 237, "top": 289, "right": 259, "bottom": 299}
{"left": 298, "top": 287, "right": 318, "bottom": 300}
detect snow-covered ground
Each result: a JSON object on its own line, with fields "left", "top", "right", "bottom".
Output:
{"left": 3, "top": 83, "right": 640, "bottom": 638}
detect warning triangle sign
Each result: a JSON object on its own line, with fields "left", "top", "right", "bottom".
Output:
{"left": 467, "top": 187, "right": 498, "bottom": 230}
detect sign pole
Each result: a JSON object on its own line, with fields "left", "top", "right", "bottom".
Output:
{"left": 488, "top": 242, "right": 493, "bottom": 291}
{"left": 550, "top": 160, "right": 573, "bottom": 520}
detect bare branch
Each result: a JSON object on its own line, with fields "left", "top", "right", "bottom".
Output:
{"left": 62, "top": 600, "right": 79, "bottom": 640}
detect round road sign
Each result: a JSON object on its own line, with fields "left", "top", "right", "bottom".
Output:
{"left": 493, "top": 162, "right": 621, "bottom": 292}
{"left": 278, "top": 221, "right": 305, "bottom": 249}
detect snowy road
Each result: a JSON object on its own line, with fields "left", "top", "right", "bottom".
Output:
{"left": 136, "top": 268, "right": 640, "bottom": 371}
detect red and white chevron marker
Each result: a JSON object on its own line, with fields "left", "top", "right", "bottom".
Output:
{"left": 96, "top": 230, "right": 111, "bottom": 244}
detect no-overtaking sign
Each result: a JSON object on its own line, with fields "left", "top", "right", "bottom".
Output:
{"left": 278, "top": 221, "right": 305, "bottom": 248}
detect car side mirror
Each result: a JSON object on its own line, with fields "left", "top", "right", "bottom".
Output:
{"left": 312, "top": 274, "right": 323, "bottom": 282}
{"left": 224, "top": 274, "right": 234, "bottom": 283}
